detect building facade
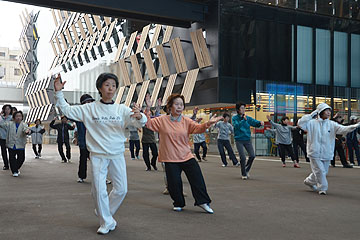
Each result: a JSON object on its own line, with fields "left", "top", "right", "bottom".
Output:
{"left": 0, "top": 47, "right": 22, "bottom": 87}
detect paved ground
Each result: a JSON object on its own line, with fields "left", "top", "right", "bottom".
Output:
{"left": 0, "top": 144, "right": 359, "bottom": 240}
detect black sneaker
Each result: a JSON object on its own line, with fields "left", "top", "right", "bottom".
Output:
{"left": 343, "top": 164, "right": 353, "bottom": 168}
{"left": 151, "top": 165, "right": 158, "bottom": 171}
{"left": 3, "top": 166, "right": 9, "bottom": 170}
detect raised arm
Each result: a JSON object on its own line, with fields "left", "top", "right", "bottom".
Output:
{"left": 122, "top": 104, "right": 147, "bottom": 129}
{"left": 144, "top": 110, "right": 161, "bottom": 132}
{"left": 50, "top": 119, "right": 57, "bottom": 129}
{"left": 334, "top": 122, "right": 360, "bottom": 136}
{"left": 248, "top": 116, "right": 263, "bottom": 128}
{"left": 188, "top": 114, "right": 223, "bottom": 134}
{"left": 297, "top": 110, "right": 318, "bottom": 131}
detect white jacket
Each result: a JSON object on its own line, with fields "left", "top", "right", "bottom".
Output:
{"left": 298, "top": 103, "right": 360, "bottom": 160}
{"left": 55, "top": 91, "right": 147, "bottom": 156}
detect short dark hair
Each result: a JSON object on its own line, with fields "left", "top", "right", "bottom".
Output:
{"left": 2, "top": 104, "right": 12, "bottom": 113}
{"left": 96, "top": 73, "right": 119, "bottom": 97}
{"left": 165, "top": 94, "right": 185, "bottom": 113}
{"left": 236, "top": 102, "right": 246, "bottom": 111}
{"left": 223, "top": 113, "right": 230, "bottom": 118}
{"left": 281, "top": 116, "right": 289, "bottom": 123}
{"left": 35, "top": 119, "right": 41, "bottom": 124}
{"left": 12, "top": 111, "right": 23, "bottom": 120}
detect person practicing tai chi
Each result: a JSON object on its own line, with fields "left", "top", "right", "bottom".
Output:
{"left": 0, "top": 111, "right": 31, "bottom": 177}
{"left": 144, "top": 93, "right": 222, "bottom": 214}
{"left": 267, "top": 115, "right": 300, "bottom": 168}
{"left": 54, "top": 73, "right": 146, "bottom": 234}
{"left": 50, "top": 116, "right": 75, "bottom": 163}
{"left": 30, "top": 119, "right": 45, "bottom": 159}
{"left": 232, "top": 102, "right": 264, "bottom": 179}
{"left": 0, "top": 104, "right": 12, "bottom": 170}
{"left": 298, "top": 103, "right": 360, "bottom": 195}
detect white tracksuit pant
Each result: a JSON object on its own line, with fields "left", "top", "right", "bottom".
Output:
{"left": 305, "top": 159, "right": 330, "bottom": 191}
{"left": 91, "top": 153, "right": 127, "bottom": 227}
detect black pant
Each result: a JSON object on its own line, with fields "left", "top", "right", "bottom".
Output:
{"left": 217, "top": 139, "right": 238, "bottom": 166}
{"left": 165, "top": 158, "right": 211, "bottom": 207}
{"left": 8, "top": 148, "right": 25, "bottom": 174}
{"left": 194, "top": 141, "right": 207, "bottom": 160}
{"left": 142, "top": 142, "right": 158, "bottom": 169}
{"left": 78, "top": 148, "right": 89, "bottom": 179}
{"left": 0, "top": 139, "right": 9, "bottom": 168}
{"left": 278, "top": 143, "right": 296, "bottom": 163}
{"left": 32, "top": 144, "right": 42, "bottom": 156}
{"left": 129, "top": 140, "right": 140, "bottom": 158}
{"left": 58, "top": 141, "right": 71, "bottom": 161}
{"left": 292, "top": 140, "right": 309, "bottom": 162}
{"left": 331, "top": 141, "right": 350, "bottom": 167}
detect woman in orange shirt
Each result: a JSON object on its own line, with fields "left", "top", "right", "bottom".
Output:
{"left": 145, "top": 94, "right": 222, "bottom": 213}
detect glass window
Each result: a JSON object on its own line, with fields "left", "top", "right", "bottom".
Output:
{"left": 351, "top": 34, "right": 360, "bottom": 87}
{"left": 9, "top": 55, "right": 17, "bottom": 61}
{"left": 334, "top": 87, "right": 350, "bottom": 122}
{"left": 334, "top": 0, "right": 350, "bottom": 17}
{"left": 0, "top": 52, "right": 5, "bottom": 57}
{"left": 14, "top": 68, "right": 21, "bottom": 76}
{"left": 278, "top": 0, "right": 296, "bottom": 8}
{"left": 297, "top": 26, "right": 313, "bottom": 84}
{"left": 334, "top": 31, "right": 348, "bottom": 87}
{"left": 351, "top": 0, "right": 360, "bottom": 19}
{"left": 316, "top": 29, "right": 331, "bottom": 85}
{"left": 298, "top": 0, "right": 315, "bottom": 11}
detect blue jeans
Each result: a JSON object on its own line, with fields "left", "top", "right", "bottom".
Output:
{"left": 235, "top": 140, "right": 255, "bottom": 176}
{"left": 217, "top": 139, "right": 238, "bottom": 166}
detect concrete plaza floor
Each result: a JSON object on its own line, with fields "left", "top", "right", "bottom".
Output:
{"left": 0, "top": 144, "right": 359, "bottom": 240}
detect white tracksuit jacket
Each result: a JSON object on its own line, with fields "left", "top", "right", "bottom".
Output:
{"left": 298, "top": 104, "right": 360, "bottom": 161}
{"left": 55, "top": 91, "right": 147, "bottom": 156}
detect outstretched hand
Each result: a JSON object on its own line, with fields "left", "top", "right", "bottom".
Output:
{"left": 131, "top": 103, "right": 142, "bottom": 120}
{"left": 207, "top": 114, "right": 223, "bottom": 127}
{"left": 145, "top": 93, "right": 153, "bottom": 108}
{"left": 266, "top": 115, "right": 271, "bottom": 121}
{"left": 54, "top": 74, "right": 66, "bottom": 92}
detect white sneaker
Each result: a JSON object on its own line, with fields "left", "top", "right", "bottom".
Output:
{"left": 235, "top": 162, "right": 240, "bottom": 167}
{"left": 304, "top": 180, "right": 317, "bottom": 192}
{"left": 18, "top": 170, "right": 20, "bottom": 176}
{"left": 12, "top": 173, "right": 19, "bottom": 177}
{"left": 222, "top": 164, "right": 227, "bottom": 167}
{"left": 35, "top": 155, "right": 39, "bottom": 159}
{"left": 319, "top": 191, "right": 327, "bottom": 195}
{"left": 241, "top": 176, "right": 248, "bottom": 180}
{"left": 173, "top": 207, "right": 183, "bottom": 212}
{"left": 77, "top": 178, "right": 84, "bottom": 183}
{"left": 97, "top": 221, "right": 117, "bottom": 235}
{"left": 94, "top": 209, "right": 98, "bottom": 216}
{"left": 198, "top": 203, "right": 214, "bottom": 214}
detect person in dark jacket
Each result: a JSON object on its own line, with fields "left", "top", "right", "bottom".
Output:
{"left": 75, "top": 94, "right": 95, "bottom": 182}
{"left": 50, "top": 115, "right": 75, "bottom": 163}
{"left": 292, "top": 120, "right": 310, "bottom": 163}
{"left": 331, "top": 114, "right": 352, "bottom": 168}
{"left": 346, "top": 116, "right": 360, "bottom": 166}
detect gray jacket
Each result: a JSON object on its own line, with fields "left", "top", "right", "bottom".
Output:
{"left": 0, "top": 120, "right": 29, "bottom": 149}
{"left": 270, "top": 120, "right": 296, "bottom": 145}
{"left": 0, "top": 115, "right": 12, "bottom": 139}
{"left": 30, "top": 125, "right": 45, "bottom": 144}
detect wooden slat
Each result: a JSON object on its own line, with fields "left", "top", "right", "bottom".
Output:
{"left": 136, "top": 80, "right": 150, "bottom": 106}
{"left": 35, "top": 92, "right": 42, "bottom": 107}
{"left": 60, "top": 32, "right": 68, "bottom": 51}
{"left": 143, "top": 49, "right": 157, "bottom": 80}
{"left": 124, "top": 83, "right": 137, "bottom": 107}
{"left": 115, "top": 86, "right": 126, "bottom": 104}
{"left": 104, "top": 17, "right": 111, "bottom": 26}
{"left": 149, "top": 24, "right": 162, "bottom": 48}
{"left": 74, "top": 40, "right": 84, "bottom": 57}
{"left": 104, "top": 20, "right": 117, "bottom": 42}
{"left": 136, "top": 24, "right": 150, "bottom": 53}
{"left": 119, "top": 59, "right": 131, "bottom": 86}
{"left": 155, "top": 45, "right": 170, "bottom": 77}
{"left": 113, "top": 37, "right": 126, "bottom": 62}
{"left": 65, "top": 28, "right": 74, "bottom": 47}
{"left": 43, "top": 89, "right": 51, "bottom": 105}
{"left": 95, "top": 27, "right": 107, "bottom": 46}
{"left": 24, "top": 60, "right": 30, "bottom": 73}
{"left": 81, "top": 36, "right": 90, "bottom": 54}
{"left": 150, "top": 77, "right": 163, "bottom": 107}
{"left": 24, "top": 36, "right": 30, "bottom": 50}
{"left": 130, "top": 55, "right": 143, "bottom": 83}
{"left": 196, "top": 29, "right": 212, "bottom": 67}
{"left": 93, "top": 15, "right": 102, "bottom": 31}
{"left": 51, "top": 9, "right": 58, "bottom": 27}
{"left": 55, "top": 36, "right": 63, "bottom": 53}
{"left": 161, "top": 74, "right": 177, "bottom": 106}
{"left": 68, "top": 45, "right": 77, "bottom": 60}
{"left": 50, "top": 40, "right": 58, "bottom": 56}
{"left": 162, "top": 26, "right": 173, "bottom": 44}
{"left": 88, "top": 32, "right": 98, "bottom": 50}
{"left": 38, "top": 90, "right": 46, "bottom": 106}
{"left": 43, "top": 104, "right": 53, "bottom": 121}
{"left": 40, "top": 105, "right": 48, "bottom": 121}
{"left": 181, "top": 68, "right": 199, "bottom": 103}
{"left": 84, "top": 14, "right": 94, "bottom": 35}
{"left": 169, "top": 38, "right": 188, "bottom": 73}
{"left": 190, "top": 30, "right": 205, "bottom": 68}
{"left": 124, "top": 31, "right": 138, "bottom": 58}
{"left": 26, "top": 95, "right": 32, "bottom": 108}
{"left": 77, "top": 19, "right": 86, "bottom": 39}
{"left": 71, "top": 24, "right": 80, "bottom": 43}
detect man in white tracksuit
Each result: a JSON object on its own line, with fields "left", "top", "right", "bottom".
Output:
{"left": 298, "top": 103, "right": 360, "bottom": 195}
{"left": 54, "top": 73, "right": 146, "bottom": 234}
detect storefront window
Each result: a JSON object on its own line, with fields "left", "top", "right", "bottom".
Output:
{"left": 297, "top": 26, "right": 313, "bottom": 84}
{"left": 334, "top": 31, "right": 348, "bottom": 87}
{"left": 298, "top": 0, "right": 315, "bottom": 12}
{"left": 334, "top": 87, "right": 350, "bottom": 122}
{"left": 317, "top": 0, "right": 334, "bottom": 16}
{"left": 316, "top": 29, "right": 331, "bottom": 85}
{"left": 351, "top": 88, "right": 360, "bottom": 117}
{"left": 351, "top": 34, "right": 360, "bottom": 87}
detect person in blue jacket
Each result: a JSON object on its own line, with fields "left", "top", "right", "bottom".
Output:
{"left": 232, "top": 102, "right": 264, "bottom": 179}
{"left": 346, "top": 116, "right": 360, "bottom": 166}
